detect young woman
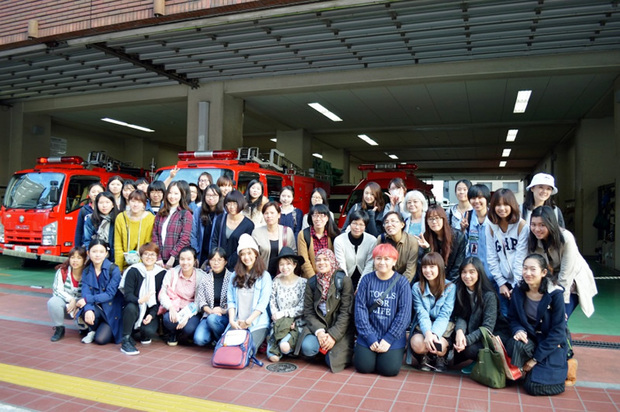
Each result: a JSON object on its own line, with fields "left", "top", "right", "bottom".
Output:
{"left": 342, "top": 181, "right": 385, "bottom": 236}
{"left": 252, "top": 201, "right": 296, "bottom": 278}
{"left": 158, "top": 246, "right": 205, "bottom": 346}
{"left": 522, "top": 173, "right": 565, "bottom": 227}
{"left": 119, "top": 242, "right": 167, "bottom": 355}
{"left": 120, "top": 180, "right": 136, "bottom": 211}
{"left": 146, "top": 180, "right": 166, "bottom": 215}
{"left": 448, "top": 179, "right": 473, "bottom": 231}
{"left": 506, "top": 254, "right": 567, "bottom": 396}
{"left": 77, "top": 239, "right": 123, "bottom": 345}
{"left": 409, "top": 252, "right": 456, "bottom": 372}
{"left": 267, "top": 247, "right": 307, "bottom": 362}
{"left": 74, "top": 182, "right": 104, "bottom": 248}
{"left": 528, "top": 206, "right": 597, "bottom": 319}
{"left": 107, "top": 175, "right": 124, "bottom": 211}
{"left": 299, "top": 248, "right": 354, "bottom": 373}
{"left": 404, "top": 190, "right": 427, "bottom": 237}
{"left": 301, "top": 188, "right": 334, "bottom": 230}
{"left": 453, "top": 257, "right": 510, "bottom": 373}
{"left": 191, "top": 184, "right": 224, "bottom": 267}
{"left": 462, "top": 184, "right": 492, "bottom": 277}
{"left": 416, "top": 204, "right": 466, "bottom": 282}
{"left": 375, "top": 211, "right": 419, "bottom": 283}
{"left": 486, "top": 188, "right": 528, "bottom": 316}
{"left": 194, "top": 248, "right": 232, "bottom": 347}
{"left": 217, "top": 175, "right": 234, "bottom": 199}
{"left": 278, "top": 185, "right": 303, "bottom": 239}
{"left": 152, "top": 181, "right": 193, "bottom": 269}
{"left": 243, "top": 179, "right": 269, "bottom": 227}
{"left": 188, "top": 183, "right": 200, "bottom": 212}
{"left": 382, "top": 177, "right": 407, "bottom": 220}
{"left": 114, "top": 190, "right": 155, "bottom": 271}
{"left": 210, "top": 190, "right": 255, "bottom": 271}
{"left": 47, "top": 246, "right": 88, "bottom": 342}
{"left": 333, "top": 209, "right": 376, "bottom": 289}
{"left": 83, "top": 191, "right": 118, "bottom": 257}
{"left": 227, "top": 234, "right": 273, "bottom": 352}
{"left": 134, "top": 177, "right": 150, "bottom": 194}
{"left": 298, "top": 203, "right": 340, "bottom": 279}
{"left": 197, "top": 171, "right": 213, "bottom": 197}
{"left": 354, "top": 243, "right": 412, "bottom": 376}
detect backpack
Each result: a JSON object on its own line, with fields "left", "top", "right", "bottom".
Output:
{"left": 212, "top": 329, "right": 264, "bottom": 369}
{"left": 307, "top": 270, "right": 346, "bottom": 300}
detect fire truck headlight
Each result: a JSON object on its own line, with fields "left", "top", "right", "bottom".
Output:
{"left": 42, "top": 221, "right": 57, "bottom": 246}
{"left": 0, "top": 218, "right": 4, "bottom": 243}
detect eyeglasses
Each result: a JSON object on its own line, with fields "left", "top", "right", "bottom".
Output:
{"left": 142, "top": 252, "right": 157, "bottom": 258}
{"left": 312, "top": 214, "right": 328, "bottom": 219}
{"left": 427, "top": 217, "right": 442, "bottom": 222}
{"left": 383, "top": 219, "right": 401, "bottom": 226}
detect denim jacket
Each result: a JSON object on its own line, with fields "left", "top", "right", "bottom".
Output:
{"left": 226, "top": 271, "right": 273, "bottom": 332}
{"left": 411, "top": 280, "right": 456, "bottom": 337}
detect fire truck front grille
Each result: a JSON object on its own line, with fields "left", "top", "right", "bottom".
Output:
{"left": 6, "top": 231, "right": 42, "bottom": 244}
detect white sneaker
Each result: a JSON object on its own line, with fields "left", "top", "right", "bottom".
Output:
{"left": 81, "top": 331, "right": 96, "bottom": 344}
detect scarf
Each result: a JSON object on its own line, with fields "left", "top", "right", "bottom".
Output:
{"left": 121, "top": 263, "right": 157, "bottom": 329}
{"left": 97, "top": 215, "right": 111, "bottom": 243}
{"left": 315, "top": 249, "right": 339, "bottom": 303}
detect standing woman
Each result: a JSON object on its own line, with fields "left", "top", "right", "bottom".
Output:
{"left": 134, "top": 177, "right": 149, "bottom": 194}
{"left": 462, "top": 184, "right": 492, "bottom": 276}
{"left": 252, "top": 201, "right": 296, "bottom": 278}
{"left": 333, "top": 209, "right": 376, "bottom": 289}
{"left": 152, "top": 181, "right": 193, "bottom": 269}
{"left": 114, "top": 190, "right": 155, "bottom": 272}
{"left": 191, "top": 184, "right": 224, "bottom": 267}
{"left": 404, "top": 190, "right": 428, "bottom": 237}
{"left": 486, "top": 188, "right": 528, "bottom": 316}
{"left": 119, "top": 243, "right": 167, "bottom": 355}
{"left": 382, "top": 177, "right": 408, "bottom": 219}
{"left": 342, "top": 181, "right": 385, "bottom": 236}
{"left": 120, "top": 180, "right": 136, "bottom": 211}
{"left": 217, "top": 175, "right": 234, "bottom": 199}
{"left": 193, "top": 248, "right": 232, "bottom": 347}
{"left": 522, "top": 173, "right": 565, "bottom": 227}
{"left": 452, "top": 257, "right": 510, "bottom": 373}
{"left": 301, "top": 188, "right": 334, "bottom": 230}
{"left": 188, "top": 183, "right": 200, "bottom": 212}
{"left": 528, "top": 206, "right": 597, "bottom": 319}
{"left": 354, "top": 244, "right": 412, "bottom": 376}
{"left": 47, "top": 246, "right": 88, "bottom": 342}
{"left": 74, "top": 182, "right": 104, "bottom": 248}
{"left": 449, "top": 179, "right": 473, "bottom": 231}
{"left": 506, "top": 254, "right": 567, "bottom": 396}
{"left": 416, "top": 204, "right": 466, "bottom": 282}
{"left": 107, "top": 175, "right": 124, "bottom": 211}
{"left": 298, "top": 204, "right": 340, "bottom": 279}
{"left": 76, "top": 239, "right": 123, "bottom": 345}
{"left": 210, "top": 190, "right": 255, "bottom": 271}
{"left": 278, "top": 186, "right": 303, "bottom": 239}
{"left": 298, "top": 249, "right": 354, "bottom": 373}
{"left": 243, "top": 179, "right": 269, "bottom": 227}
{"left": 375, "top": 211, "right": 419, "bottom": 283}
{"left": 227, "top": 234, "right": 273, "bottom": 352}
{"left": 158, "top": 247, "right": 205, "bottom": 346}
{"left": 146, "top": 180, "right": 166, "bottom": 215}
{"left": 197, "top": 172, "right": 213, "bottom": 199}
{"left": 82, "top": 191, "right": 118, "bottom": 259}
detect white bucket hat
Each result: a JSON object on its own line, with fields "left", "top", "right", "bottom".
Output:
{"left": 526, "top": 173, "right": 558, "bottom": 195}
{"left": 237, "top": 233, "right": 259, "bottom": 254}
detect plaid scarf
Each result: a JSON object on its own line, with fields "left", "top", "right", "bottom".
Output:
{"left": 315, "top": 249, "right": 338, "bottom": 303}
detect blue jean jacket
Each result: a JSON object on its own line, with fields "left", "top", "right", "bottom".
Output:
{"left": 411, "top": 280, "right": 456, "bottom": 338}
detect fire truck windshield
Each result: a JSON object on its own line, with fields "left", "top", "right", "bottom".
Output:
{"left": 3, "top": 173, "right": 65, "bottom": 209}
{"left": 154, "top": 168, "right": 233, "bottom": 186}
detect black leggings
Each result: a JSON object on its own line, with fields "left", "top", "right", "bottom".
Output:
{"left": 122, "top": 303, "right": 158, "bottom": 338}
{"left": 354, "top": 343, "right": 405, "bottom": 377}
{"left": 91, "top": 305, "right": 114, "bottom": 345}
{"left": 454, "top": 341, "right": 483, "bottom": 364}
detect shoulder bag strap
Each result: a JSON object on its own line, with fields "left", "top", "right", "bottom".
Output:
{"left": 368, "top": 275, "right": 400, "bottom": 312}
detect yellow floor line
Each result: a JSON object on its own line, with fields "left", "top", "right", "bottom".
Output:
{"left": 0, "top": 363, "right": 267, "bottom": 412}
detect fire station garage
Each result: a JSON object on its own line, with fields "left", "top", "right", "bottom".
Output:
{"left": 0, "top": 0, "right": 619, "bottom": 269}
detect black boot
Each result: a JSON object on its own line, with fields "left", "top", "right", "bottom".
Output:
{"left": 120, "top": 335, "right": 140, "bottom": 355}
{"left": 51, "top": 326, "right": 65, "bottom": 342}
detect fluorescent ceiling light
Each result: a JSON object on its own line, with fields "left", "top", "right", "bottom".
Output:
{"left": 358, "top": 134, "right": 378, "bottom": 146}
{"left": 506, "top": 129, "right": 518, "bottom": 142}
{"left": 513, "top": 90, "right": 532, "bottom": 113}
{"left": 312, "top": 153, "right": 323, "bottom": 159}
{"left": 499, "top": 161, "right": 507, "bottom": 167}
{"left": 308, "top": 102, "right": 342, "bottom": 122}
{"left": 502, "top": 149, "right": 512, "bottom": 157}
{"left": 101, "top": 117, "right": 154, "bottom": 132}
{"left": 270, "top": 138, "right": 277, "bottom": 143}
{"left": 388, "top": 154, "right": 399, "bottom": 160}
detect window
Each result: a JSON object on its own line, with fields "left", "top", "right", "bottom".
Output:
{"left": 237, "top": 172, "right": 260, "bottom": 194}
{"left": 266, "top": 175, "right": 283, "bottom": 201}
{"left": 504, "top": 182, "right": 519, "bottom": 193}
{"left": 66, "top": 176, "right": 101, "bottom": 214}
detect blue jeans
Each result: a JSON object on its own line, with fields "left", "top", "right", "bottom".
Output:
{"left": 194, "top": 314, "right": 229, "bottom": 346}
{"left": 162, "top": 312, "right": 200, "bottom": 341}
{"left": 565, "top": 293, "right": 579, "bottom": 319}
{"left": 301, "top": 334, "right": 331, "bottom": 368}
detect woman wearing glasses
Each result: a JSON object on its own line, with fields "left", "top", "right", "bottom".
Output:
{"left": 375, "top": 211, "right": 419, "bottom": 284}
{"left": 298, "top": 204, "right": 340, "bottom": 279}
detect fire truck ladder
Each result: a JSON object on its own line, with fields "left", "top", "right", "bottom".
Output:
{"left": 237, "top": 147, "right": 329, "bottom": 181}
{"left": 86, "top": 151, "right": 144, "bottom": 177}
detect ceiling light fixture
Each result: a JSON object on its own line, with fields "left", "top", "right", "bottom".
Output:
{"left": 513, "top": 90, "right": 532, "bottom": 113}
{"left": 499, "top": 161, "right": 507, "bottom": 167}
{"left": 308, "top": 103, "right": 342, "bottom": 122}
{"left": 388, "top": 154, "right": 399, "bottom": 160}
{"left": 312, "top": 153, "right": 323, "bottom": 159}
{"left": 502, "top": 149, "right": 511, "bottom": 157}
{"left": 358, "top": 134, "right": 378, "bottom": 146}
{"left": 506, "top": 129, "right": 518, "bottom": 142}
{"left": 270, "top": 138, "right": 277, "bottom": 143}
{"left": 101, "top": 117, "right": 154, "bottom": 132}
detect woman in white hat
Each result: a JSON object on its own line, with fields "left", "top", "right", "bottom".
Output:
{"left": 522, "top": 173, "right": 565, "bottom": 228}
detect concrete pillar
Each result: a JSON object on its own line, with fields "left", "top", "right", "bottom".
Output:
{"left": 186, "top": 83, "right": 244, "bottom": 151}
{"left": 276, "top": 129, "right": 313, "bottom": 170}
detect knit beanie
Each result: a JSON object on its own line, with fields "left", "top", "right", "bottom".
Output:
{"left": 237, "top": 233, "right": 259, "bottom": 254}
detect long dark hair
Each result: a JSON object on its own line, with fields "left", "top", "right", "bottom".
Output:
{"left": 244, "top": 179, "right": 265, "bottom": 215}
{"left": 233, "top": 248, "right": 266, "bottom": 289}
{"left": 91, "top": 191, "right": 118, "bottom": 228}
{"left": 158, "top": 181, "right": 190, "bottom": 217}
{"left": 423, "top": 204, "right": 453, "bottom": 264}
{"left": 523, "top": 186, "right": 557, "bottom": 212}
{"left": 527, "top": 205, "right": 565, "bottom": 271}
{"left": 454, "top": 257, "right": 496, "bottom": 320}
{"left": 518, "top": 253, "right": 551, "bottom": 293}
{"left": 419, "top": 252, "right": 447, "bottom": 298}
{"left": 308, "top": 203, "right": 340, "bottom": 240}
{"left": 488, "top": 188, "right": 521, "bottom": 225}
{"left": 362, "top": 181, "right": 385, "bottom": 211}
{"left": 200, "top": 184, "right": 224, "bottom": 225}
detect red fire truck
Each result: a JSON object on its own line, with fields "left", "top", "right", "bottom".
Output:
{"left": 337, "top": 163, "right": 435, "bottom": 228}
{"left": 153, "top": 147, "right": 329, "bottom": 213}
{"left": 0, "top": 152, "right": 144, "bottom": 263}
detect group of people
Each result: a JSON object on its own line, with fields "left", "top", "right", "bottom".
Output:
{"left": 47, "top": 171, "right": 597, "bottom": 396}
